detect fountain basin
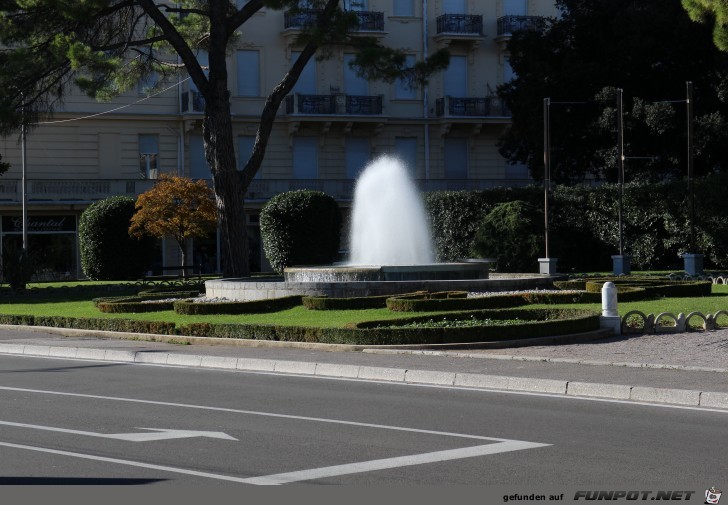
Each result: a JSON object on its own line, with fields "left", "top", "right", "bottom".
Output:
{"left": 283, "top": 262, "right": 493, "bottom": 283}
{"left": 205, "top": 270, "right": 560, "bottom": 302}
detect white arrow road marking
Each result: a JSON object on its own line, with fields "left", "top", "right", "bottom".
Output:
{"left": 0, "top": 420, "right": 237, "bottom": 442}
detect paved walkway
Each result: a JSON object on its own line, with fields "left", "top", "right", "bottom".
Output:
{"left": 0, "top": 324, "right": 726, "bottom": 409}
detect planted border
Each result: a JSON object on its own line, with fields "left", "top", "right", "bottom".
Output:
{"left": 173, "top": 295, "right": 303, "bottom": 315}
{"left": 386, "top": 291, "right": 598, "bottom": 312}
{"left": 302, "top": 291, "right": 434, "bottom": 310}
{"left": 179, "top": 308, "right": 600, "bottom": 345}
{"left": 0, "top": 314, "right": 176, "bottom": 334}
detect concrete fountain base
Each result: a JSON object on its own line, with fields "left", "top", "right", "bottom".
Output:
{"left": 205, "top": 265, "right": 561, "bottom": 301}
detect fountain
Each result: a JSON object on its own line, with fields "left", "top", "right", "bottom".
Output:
{"left": 206, "top": 156, "right": 556, "bottom": 301}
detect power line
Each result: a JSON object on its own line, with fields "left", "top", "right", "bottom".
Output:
{"left": 34, "top": 76, "right": 190, "bottom": 125}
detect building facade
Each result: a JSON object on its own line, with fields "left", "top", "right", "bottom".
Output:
{"left": 0, "top": 0, "right": 557, "bottom": 278}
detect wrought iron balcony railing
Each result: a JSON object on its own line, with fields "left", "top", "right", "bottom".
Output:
{"left": 0, "top": 179, "right": 157, "bottom": 203}
{"left": 0, "top": 177, "right": 533, "bottom": 205}
{"left": 284, "top": 9, "right": 384, "bottom": 31}
{"left": 245, "top": 178, "right": 533, "bottom": 201}
{"left": 436, "top": 14, "right": 483, "bottom": 36}
{"left": 435, "top": 96, "right": 511, "bottom": 117}
{"left": 496, "top": 15, "right": 546, "bottom": 36}
{"left": 286, "top": 93, "right": 383, "bottom": 115}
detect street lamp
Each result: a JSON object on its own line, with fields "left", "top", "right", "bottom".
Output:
{"left": 540, "top": 97, "right": 587, "bottom": 275}
{"left": 612, "top": 88, "right": 630, "bottom": 275}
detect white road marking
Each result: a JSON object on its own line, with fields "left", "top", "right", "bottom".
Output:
{"left": 0, "top": 385, "right": 508, "bottom": 441}
{"left": 0, "top": 420, "right": 237, "bottom": 442}
{"left": 0, "top": 439, "right": 548, "bottom": 485}
{"left": 241, "top": 440, "right": 549, "bottom": 485}
{"left": 0, "top": 385, "right": 549, "bottom": 484}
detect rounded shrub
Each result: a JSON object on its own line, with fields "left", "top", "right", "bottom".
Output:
{"left": 259, "top": 190, "right": 341, "bottom": 274}
{"left": 79, "top": 196, "right": 156, "bottom": 280}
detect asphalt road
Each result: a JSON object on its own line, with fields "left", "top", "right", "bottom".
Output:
{"left": 0, "top": 354, "right": 725, "bottom": 487}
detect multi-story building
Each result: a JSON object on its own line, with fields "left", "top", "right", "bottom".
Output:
{"left": 0, "top": 0, "right": 556, "bottom": 279}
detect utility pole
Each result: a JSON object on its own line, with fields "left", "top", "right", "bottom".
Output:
{"left": 20, "top": 94, "right": 28, "bottom": 252}
{"left": 543, "top": 97, "right": 550, "bottom": 258}
{"left": 686, "top": 81, "right": 694, "bottom": 254}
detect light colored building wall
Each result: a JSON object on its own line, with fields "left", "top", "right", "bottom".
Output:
{"left": 0, "top": 0, "right": 558, "bottom": 276}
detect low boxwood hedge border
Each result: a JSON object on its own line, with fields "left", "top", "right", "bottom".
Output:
{"left": 0, "top": 314, "right": 176, "bottom": 334}
{"left": 94, "top": 291, "right": 202, "bottom": 313}
{"left": 179, "top": 308, "right": 600, "bottom": 345}
{"left": 386, "top": 291, "right": 600, "bottom": 312}
{"left": 301, "top": 291, "right": 435, "bottom": 310}
{"left": 583, "top": 279, "right": 711, "bottom": 298}
{"left": 173, "top": 295, "right": 303, "bottom": 315}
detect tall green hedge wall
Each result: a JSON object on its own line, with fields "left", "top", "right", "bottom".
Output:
{"left": 425, "top": 174, "right": 728, "bottom": 272}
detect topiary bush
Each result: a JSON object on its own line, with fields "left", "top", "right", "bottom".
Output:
{"left": 259, "top": 190, "right": 341, "bottom": 274}
{"left": 79, "top": 196, "right": 156, "bottom": 280}
{"left": 471, "top": 200, "right": 543, "bottom": 272}
{"left": 1, "top": 242, "right": 35, "bottom": 291}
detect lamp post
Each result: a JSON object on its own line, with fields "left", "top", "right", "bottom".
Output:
{"left": 538, "top": 97, "right": 557, "bottom": 275}
{"left": 683, "top": 80, "right": 703, "bottom": 275}
{"left": 612, "top": 88, "right": 631, "bottom": 275}
{"left": 540, "top": 97, "right": 587, "bottom": 275}
{"left": 20, "top": 94, "right": 28, "bottom": 252}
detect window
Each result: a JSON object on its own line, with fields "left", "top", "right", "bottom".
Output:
{"left": 137, "top": 71, "right": 158, "bottom": 96}
{"left": 344, "top": 53, "right": 368, "bottom": 95}
{"left": 236, "top": 50, "right": 260, "bottom": 96}
{"left": 443, "top": 55, "right": 467, "bottom": 97}
{"left": 393, "top": 0, "right": 414, "bottom": 16}
{"left": 235, "top": 0, "right": 250, "bottom": 8}
{"left": 345, "top": 138, "right": 370, "bottom": 179}
{"left": 343, "top": 0, "right": 367, "bottom": 11}
{"left": 291, "top": 51, "right": 316, "bottom": 95}
{"left": 190, "top": 50, "right": 208, "bottom": 92}
{"left": 394, "top": 55, "right": 416, "bottom": 100}
{"left": 189, "top": 134, "right": 211, "bottom": 179}
{"left": 292, "top": 137, "right": 318, "bottom": 178}
{"left": 444, "top": 138, "right": 468, "bottom": 179}
{"left": 238, "top": 135, "right": 260, "bottom": 179}
{"left": 503, "top": 0, "right": 527, "bottom": 15}
{"left": 503, "top": 57, "right": 516, "bottom": 82}
{"left": 442, "top": 0, "right": 466, "bottom": 14}
{"left": 138, "top": 134, "right": 158, "bottom": 179}
{"left": 394, "top": 137, "right": 418, "bottom": 176}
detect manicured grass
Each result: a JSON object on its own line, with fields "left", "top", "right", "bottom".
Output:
{"left": 2, "top": 282, "right": 728, "bottom": 329}
{"left": 0, "top": 297, "right": 449, "bottom": 328}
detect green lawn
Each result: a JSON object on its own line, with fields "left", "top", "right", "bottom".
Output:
{"left": 2, "top": 282, "right": 727, "bottom": 329}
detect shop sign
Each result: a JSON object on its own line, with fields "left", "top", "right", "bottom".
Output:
{"left": 2, "top": 215, "right": 76, "bottom": 233}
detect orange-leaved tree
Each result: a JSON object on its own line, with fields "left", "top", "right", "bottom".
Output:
{"left": 130, "top": 174, "right": 217, "bottom": 276}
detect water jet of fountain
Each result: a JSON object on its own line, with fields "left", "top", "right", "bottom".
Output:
{"left": 348, "top": 156, "right": 434, "bottom": 266}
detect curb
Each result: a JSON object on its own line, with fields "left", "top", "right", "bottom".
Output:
{"left": 1, "top": 343, "right": 726, "bottom": 410}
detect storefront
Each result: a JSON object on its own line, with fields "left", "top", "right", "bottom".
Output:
{"left": 1, "top": 214, "right": 79, "bottom": 281}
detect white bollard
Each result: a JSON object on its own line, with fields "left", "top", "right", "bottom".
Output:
{"left": 600, "top": 281, "right": 622, "bottom": 335}
{"left": 601, "top": 281, "right": 618, "bottom": 317}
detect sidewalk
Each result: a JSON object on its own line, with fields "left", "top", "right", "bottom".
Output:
{"left": 0, "top": 324, "right": 726, "bottom": 409}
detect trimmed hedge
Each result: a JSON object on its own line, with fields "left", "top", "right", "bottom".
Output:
{"left": 179, "top": 308, "right": 600, "bottom": 345}
{"left": 582, "top": 278, "right": 712, "bottom": 298}
{"left": 386, "top": 291, "right": 598, "bottom": 312}
{"left": 0, "top": 314, "right": 176, "bottom": 334}
{"left": 260, "top": 190, "right": 341, "bottom": 274}
{"left": 97, "top": 300, "right": 178, "bottom": 313}
{"left": 173, "top": 295, "right": 302, "bottom": 315}
{"left": 79, "top": 196, "right": 156, "bottom": 280}
{"left": 302, "top": 294, "right": 393, "bottom": 310}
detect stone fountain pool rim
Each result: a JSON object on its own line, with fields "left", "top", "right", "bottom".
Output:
{"left": 205, "top": 272, "right": 565, "bottom": 302}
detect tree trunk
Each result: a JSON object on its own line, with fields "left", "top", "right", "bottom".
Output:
{"left": 179, "top": 239, "right": 187, "bottom": 279}
{"left": 204, "top": 84, "right": 249, "bottom": 278}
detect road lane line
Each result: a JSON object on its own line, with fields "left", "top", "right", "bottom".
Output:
{"left": 0, "top": 439, "right": 549, "bottom": 485}
{"left": 0, "top": 385, "right": 507, "bottom": 442}
{"left": 241, "top": 440, "right": 550, "bottom": 485}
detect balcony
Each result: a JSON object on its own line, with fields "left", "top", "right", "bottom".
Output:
{"left": 433, "top": 14, "right": 484, "bottom": 46}
{"left": 283, "top": 9, "right": 384, "bottom": 37}
{"left": 495, "top": 15, "right": 546, "bottom": 44}
{"left": 286, "top": 93, "right": 383, "bottom": 115}
{"left": 0, "top": 179, "right": 157, "bottom": 204}
{"left": 181, "top": 90, "right": 205, "bottom": 113}
{"left": 435, "top": 96, "right": 511, "bottom": 118}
